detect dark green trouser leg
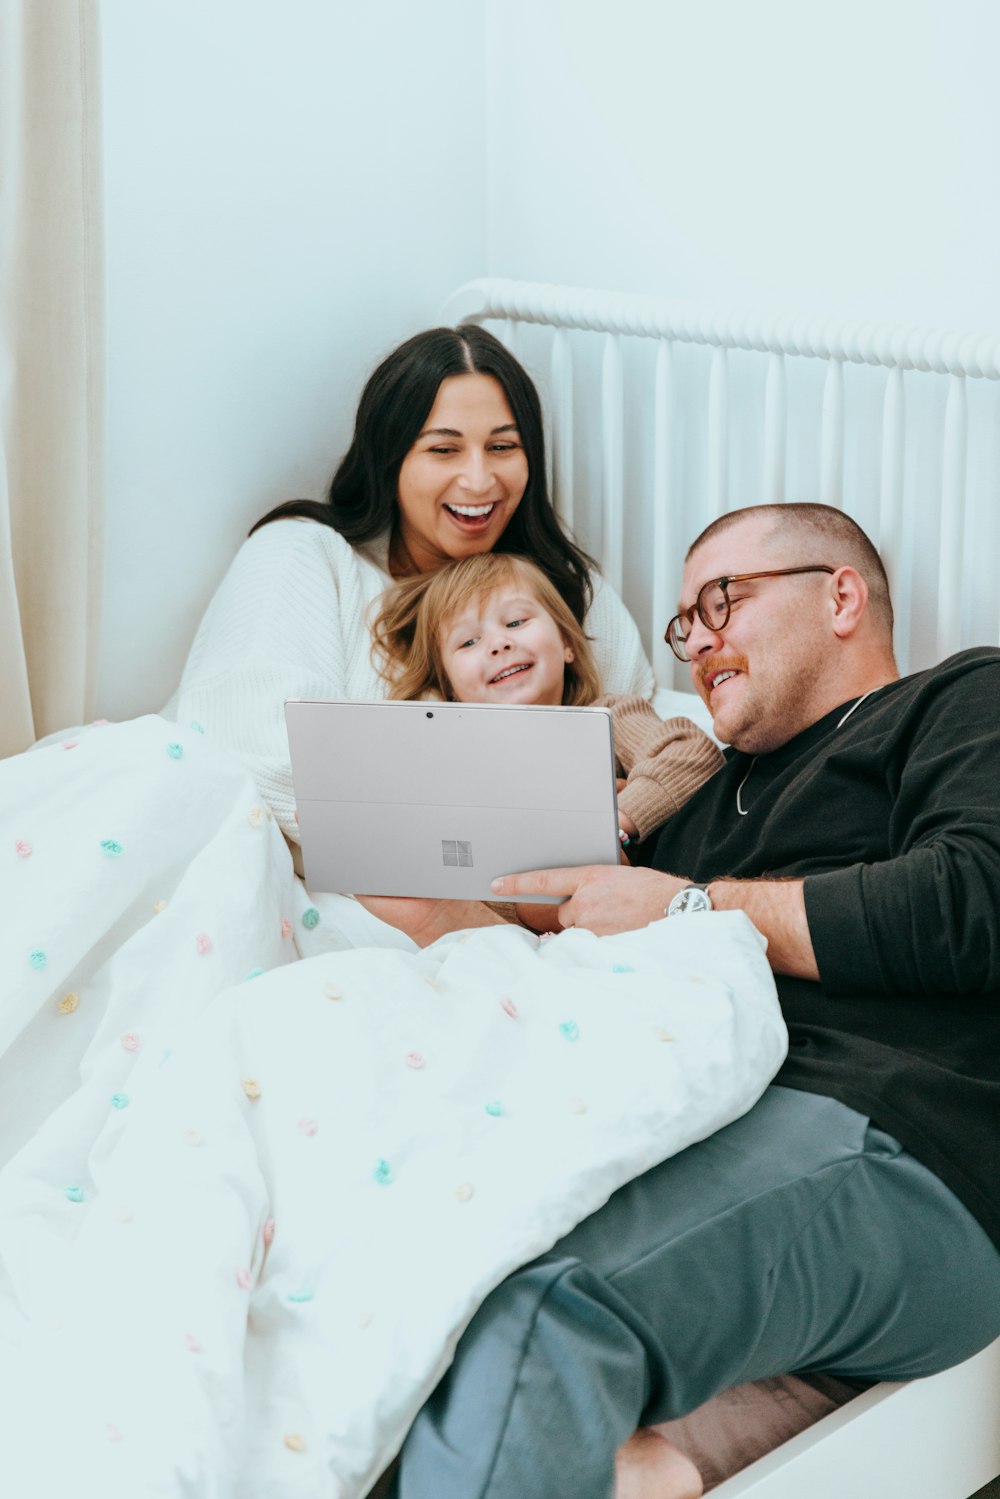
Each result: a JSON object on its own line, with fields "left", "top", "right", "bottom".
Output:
{"left": 396, "top": 1087, "right": 1000, "bottom": 1499}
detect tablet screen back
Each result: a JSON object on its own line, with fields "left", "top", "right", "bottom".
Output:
{"left": 285, "top": 699, "right": 620, "bottom": 901}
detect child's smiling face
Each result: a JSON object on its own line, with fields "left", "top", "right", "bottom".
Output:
{"left": 439, "top": 585, "right": 575, "bottom": 707}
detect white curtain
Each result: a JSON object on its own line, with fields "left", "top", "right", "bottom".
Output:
{"left": 0, "top": 0, "right": 105, "bottom": 757}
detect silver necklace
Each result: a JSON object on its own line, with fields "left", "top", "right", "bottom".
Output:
{"left": 735, "top": 760, "right": 756, "bottom": 817}
{"left": 735, "top": 689, "right": 879, "bottom": 817}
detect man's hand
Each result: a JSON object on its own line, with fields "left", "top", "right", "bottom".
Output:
{"left": 491, "top": 866, "right": 688, "bottom": 937}
{"left": 493, "top": 865, "right": 821, "bottom": 978}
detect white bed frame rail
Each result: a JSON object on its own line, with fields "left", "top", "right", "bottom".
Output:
{"left": 712, "top": 1339, "right": 1000, "bottom": 1499}
{"left": 442, "top": 277, "right": 1000, "bottom": 1498}
{"left": 443, "top": 277, "right": 1000, "bottom": 693}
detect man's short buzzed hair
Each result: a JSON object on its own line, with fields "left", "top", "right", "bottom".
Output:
{"left": 686, "top": 503, "right": 894, "bottom": 637}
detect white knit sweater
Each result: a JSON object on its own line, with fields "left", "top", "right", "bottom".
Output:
{"left": 168, "top": 519, "right": 655, "bottom": 841}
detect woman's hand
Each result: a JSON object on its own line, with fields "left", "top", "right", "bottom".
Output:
{"left": 357, "top": 895, "right": 510, "bottom": 948}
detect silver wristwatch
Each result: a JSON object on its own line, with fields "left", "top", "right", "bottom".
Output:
{"left": 666, "top": 883, "right": 713, "bottom": 917}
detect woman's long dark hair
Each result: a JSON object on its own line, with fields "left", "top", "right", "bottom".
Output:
{"left": 250, "top": 325, "right": 596, "bottom": 621}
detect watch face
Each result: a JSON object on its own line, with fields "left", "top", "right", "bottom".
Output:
{"left": 670, "top": 886, "right": 712, "bottom": 916}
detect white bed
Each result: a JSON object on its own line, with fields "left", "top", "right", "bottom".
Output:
{"left": 441, "top": 276, "right": 1000, "bottom": 1499}
{"left": 1, "top": 277, "right": 997, "bottom": 1499}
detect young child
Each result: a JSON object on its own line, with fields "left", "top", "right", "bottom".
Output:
{"left": 371, "top": 553, "right": 723, "bottom": 846}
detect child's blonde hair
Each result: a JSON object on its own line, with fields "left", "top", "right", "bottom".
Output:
{"left": 371, "top": 554, "right": 603, "bottom": 706}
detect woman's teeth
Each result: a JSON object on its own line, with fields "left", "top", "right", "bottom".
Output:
{"left": 446, "top": 503, "right": 495, "bottom": 518}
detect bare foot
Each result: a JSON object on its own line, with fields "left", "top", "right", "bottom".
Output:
{"left": 614, "top": 1429, "right": 704, "bottom": 1499}
{"left": 357, "top": 895, "right": 509, "bottom": 947}
{"left": 513, "top": 900, "right": 563, "bottom": 934}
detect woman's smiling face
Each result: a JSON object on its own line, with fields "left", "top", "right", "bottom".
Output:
{"left": 393, "top": 374, "right": 528, "bottom": 575}
{"left": 439, "top": 585, "right": 574, "bottom": 706}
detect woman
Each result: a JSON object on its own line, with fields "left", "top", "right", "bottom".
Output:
{"left": 170, "top": 325, "right": 653, "bottom": 856}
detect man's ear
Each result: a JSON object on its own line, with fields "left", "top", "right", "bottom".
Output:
{"left": 829, "top": 566, "right": 868, "bottom": 640}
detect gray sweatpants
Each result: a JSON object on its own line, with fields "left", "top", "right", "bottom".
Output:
{"left": 395, "top": 1086, "right": 1000, "bottom": 1499}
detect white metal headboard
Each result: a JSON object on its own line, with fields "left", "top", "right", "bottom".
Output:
{"left": 442, "top": 279, "right": 1000, "bottom": 691}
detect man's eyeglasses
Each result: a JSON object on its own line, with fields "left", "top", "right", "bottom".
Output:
{"left": 664, "top": 566, "right": 835, "bottom": 662}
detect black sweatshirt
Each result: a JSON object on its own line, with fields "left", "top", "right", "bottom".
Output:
{"left": 649, "top": 647, "right": 1000, "bottom": 1249}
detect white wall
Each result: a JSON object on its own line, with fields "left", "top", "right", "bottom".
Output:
{"left": 96, "top": 0, "right": 486, "bottom": 718}
{"left": 478, "top": 0, "right": 1000, "bottom": 675}
{"left": 484, "top": 0, "right": 1000, "bottom": 330}
{"left": 96, "top": 0, "right": 1000, "bottom": 716}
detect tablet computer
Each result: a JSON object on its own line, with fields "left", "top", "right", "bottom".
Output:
{"left": 285, "top": 698, "right": 620, "bottom": 901}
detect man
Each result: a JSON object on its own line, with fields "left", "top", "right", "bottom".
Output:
{"left": 393, "top": 503, "right": 1000, "bottom": 1499}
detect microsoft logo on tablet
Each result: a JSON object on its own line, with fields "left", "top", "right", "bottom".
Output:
{"left": 441, "top": 840, "right": 474, "bottom": 868}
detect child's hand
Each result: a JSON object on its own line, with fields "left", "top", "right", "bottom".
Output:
{"left": 618, "top": 811, "right": 638, "bottom": 841}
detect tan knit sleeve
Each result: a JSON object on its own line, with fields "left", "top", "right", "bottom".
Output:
{"left": 600, "top": 695, "right": 725, "bottom": 842}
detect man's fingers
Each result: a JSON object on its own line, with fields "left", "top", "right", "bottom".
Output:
{"left": 491, "top": 867, "right": 582, "bottom": 899}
